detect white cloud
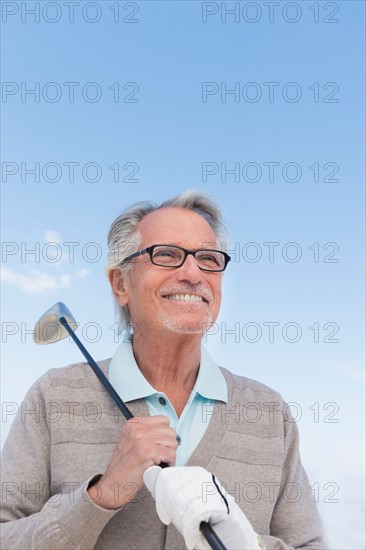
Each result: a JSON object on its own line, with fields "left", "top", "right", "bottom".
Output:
{"left": 0, "top": 266, "right": 71, "bottom": 294}
{"left": 44, "top": 230, "right": 61, "bottom": 244}
{"left": 1, "top": 229, "right": 92, "bottom": 294}
{"left": 76, "top": 268, "right": 90, "bottom": 278}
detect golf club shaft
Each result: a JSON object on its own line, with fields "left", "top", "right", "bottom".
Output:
{"left": 59, "top": 317, "right": 133, "bottom": 420}
{"left": 59, "top": 316, "right": 227, "bottom": 550}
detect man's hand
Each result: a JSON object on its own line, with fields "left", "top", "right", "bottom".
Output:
{"left": 144, "top": 466, "right": 264, "bottom": 550}
{"left": 88, "top": 416, "right": 178, "bottom": 510}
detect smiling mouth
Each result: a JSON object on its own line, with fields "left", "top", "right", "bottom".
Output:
{"left": 162, "top": 293, "right": 207, "bottom": 303}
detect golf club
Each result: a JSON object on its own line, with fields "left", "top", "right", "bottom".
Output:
{"left": 33, "top": 302, "right": 227, "bottom": 550}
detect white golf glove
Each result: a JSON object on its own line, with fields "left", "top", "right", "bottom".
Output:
{"left": 143, "top": 466, "right": 264, "bottom": 550}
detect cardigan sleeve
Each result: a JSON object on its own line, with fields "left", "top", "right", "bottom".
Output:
{"left": 0, "top": 376, "right": 119, "bottom": 550}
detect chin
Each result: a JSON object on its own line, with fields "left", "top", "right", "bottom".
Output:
{"left": 159, "top": 313, "right": 213, "bottom": 335}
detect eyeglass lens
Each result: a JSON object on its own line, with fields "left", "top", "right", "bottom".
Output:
{"left": 151, "top": 246, "right": 225, "bottom": 270}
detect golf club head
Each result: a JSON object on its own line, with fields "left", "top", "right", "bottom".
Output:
{"left": 33, "top": 302, "right": 78, "bottom": 345}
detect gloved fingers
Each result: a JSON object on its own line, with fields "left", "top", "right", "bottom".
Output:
{"left": 144, "top": 466, "right": 252, "bottom": 550}
{"left": 207, "top": 494, "right": 264, "bottom": 550}
{"left": 180, "top": 501, "right": 227, "bottom": 549}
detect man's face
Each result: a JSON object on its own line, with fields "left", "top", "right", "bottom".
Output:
{"left": 116, "top": 207, "right": 223, "bottom": 337}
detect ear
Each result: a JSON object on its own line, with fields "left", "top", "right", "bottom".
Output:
{"left": 108, "top": 269, "right": 130, "bottom": 307}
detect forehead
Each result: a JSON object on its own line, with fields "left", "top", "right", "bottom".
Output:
{"left": 138, "top": 207, "right": 217, "bottom": 248}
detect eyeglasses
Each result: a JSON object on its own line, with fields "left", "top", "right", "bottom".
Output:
{"left": 122, "top": 244, "right": 231, "bottom": 272}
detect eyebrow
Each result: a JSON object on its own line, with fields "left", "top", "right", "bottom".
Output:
{"left": 150, "top": 243, "right": 218, "bottom": 249}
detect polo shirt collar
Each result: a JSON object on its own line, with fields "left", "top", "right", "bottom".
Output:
{"left": 108, "top": 339, "right": 227, "bottom": 404}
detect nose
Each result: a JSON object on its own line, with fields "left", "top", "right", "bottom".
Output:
{"left": 175, "top": 253, "right": 203, "bottom": 284}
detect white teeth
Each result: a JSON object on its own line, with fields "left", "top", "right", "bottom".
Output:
{"left": 165, "top": 294, "right": 204, "bottom": 302}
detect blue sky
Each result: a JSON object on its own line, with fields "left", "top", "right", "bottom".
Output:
{"left": 1, "top": 1, "right": 365, "bottom": 547}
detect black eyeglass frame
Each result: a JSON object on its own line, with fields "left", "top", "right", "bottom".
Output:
{"left": 122, "top": 244, "right": 231, "bottom": 272}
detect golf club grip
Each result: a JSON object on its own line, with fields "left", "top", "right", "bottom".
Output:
{"left": 59, "top": 317, "right": 226, "bottom": 550}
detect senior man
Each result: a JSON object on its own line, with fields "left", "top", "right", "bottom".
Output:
{"left": 1, "top": 191, "right": 327, "bottom": 549}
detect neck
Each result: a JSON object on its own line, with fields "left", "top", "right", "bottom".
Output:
{"left": 131, "top": 331, "right": 202, "bottom": 414}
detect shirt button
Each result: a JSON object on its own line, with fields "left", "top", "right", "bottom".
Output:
{"left": 158, "top": 397, "right": 166, "bottom": 406}
{"left": 176, "top": 435, "right": 181, "bottom": 445}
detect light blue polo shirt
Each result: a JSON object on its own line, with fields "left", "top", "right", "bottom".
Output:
{"left": 109, "top": 340, "right": 227, "bottom": 466}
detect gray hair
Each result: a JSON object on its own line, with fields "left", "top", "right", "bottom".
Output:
{"left": 105, "top": 189, "right": 229, "bottom": 332}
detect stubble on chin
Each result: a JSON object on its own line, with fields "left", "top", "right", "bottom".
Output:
{"left": 158, "top": 311, "right": 214, "bottom": 335}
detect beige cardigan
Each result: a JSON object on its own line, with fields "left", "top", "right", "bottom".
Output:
{"left": 0, "top": 359, "right": 327, "bottom": 549}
